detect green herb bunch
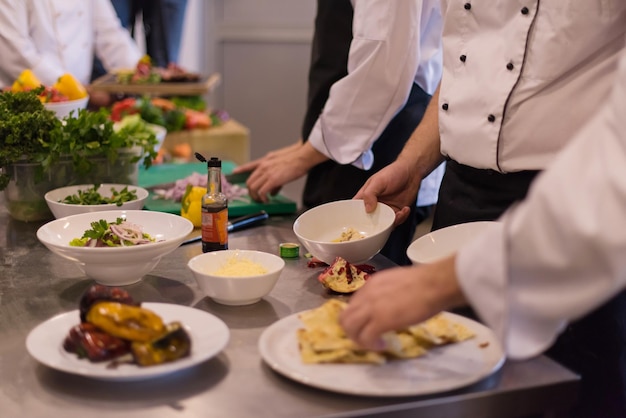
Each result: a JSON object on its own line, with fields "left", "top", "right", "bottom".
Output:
{"left": 60, "top": 184, "right": 138, "bottom": 206}
{"left": 43, "top": 108, "right": 158, "bottom": 178}
{"left": 0, "top": 90, "right": 62, "bottom": 189}
{"left": 0, "top": 90, "right": 159, "bottom": 191}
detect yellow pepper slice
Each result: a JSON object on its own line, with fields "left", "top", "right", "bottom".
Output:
{"left": 53, "top": 73, "right": 88, "bottom": 100}
{"left": 181, "top": 185, "right": 206, "bottom": 228}
{"left": 86, "top": 302, "right": 165, "bottom": 342}
{"left": 11, "top": 69, "right": 42, "bottom": 92}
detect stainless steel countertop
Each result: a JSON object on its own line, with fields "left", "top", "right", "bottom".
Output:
{"left": 0, "top": 197, "right": 579, "bottom": 418}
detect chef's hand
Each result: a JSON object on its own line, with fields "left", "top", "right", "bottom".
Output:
{"left": 240, "top": 141, "right": 327, "bottom": 203}
{"left": 354, "top": 158, "right": 421, "bottom": 227}
{"left": 233, "top": 141, "right": 303, "bottom": 176}
{"left": 339, "top": 255, "right": 467, "bottom": 351}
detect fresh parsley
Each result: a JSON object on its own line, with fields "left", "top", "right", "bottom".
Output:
{"left": 0, "top": 90, "right": 61, "bottom": 189}
{"left": 0, "top": 90, "right": 159, "bottom": 191}
{"left": 70, "top": 218, "right": 123, "bottom": 247}
{"left": 60, "top": 185, "right": 138, "bottom": 206}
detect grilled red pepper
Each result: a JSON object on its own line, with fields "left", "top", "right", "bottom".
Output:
{"left": 63, "top": 323, "right": 130, "bottom": 362}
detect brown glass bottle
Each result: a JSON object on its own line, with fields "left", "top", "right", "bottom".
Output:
{"left": 201, "top": 157, "right": 228, "bottom": 252}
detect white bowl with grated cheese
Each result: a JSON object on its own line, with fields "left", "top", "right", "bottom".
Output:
{"left": 187, "top": 250, "right": 285, "bottom": 306}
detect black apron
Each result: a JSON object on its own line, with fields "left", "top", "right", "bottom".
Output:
{"left": 435, "top": 159, "right": 626, "bottom": 418}
{"left": 301, "top": 0, "right": 433, "bottom": 265}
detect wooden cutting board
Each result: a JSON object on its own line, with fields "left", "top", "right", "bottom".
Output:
{"left": 138, "top": 162, "right": 297, "bottom": 217}
{"left": 90, "top": 73, "right": 221, "bottom": 96}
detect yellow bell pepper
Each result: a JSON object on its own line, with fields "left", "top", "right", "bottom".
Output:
{"left": 11, "top": 69, "right": 42, "bottom": 92}
{"left": 53, "top": 73, "right": 88, "bottom": 100}
{"left": 86, "top": 301, "right": 165, "bottom": 342}
{"left": 181, "top": 185, "right": 206, "bottom": 228}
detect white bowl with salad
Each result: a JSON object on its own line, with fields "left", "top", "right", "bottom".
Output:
{"left": 44, "top": 184, "right": 149, "bottom": 219}
{"left": 36, "top": 210, "right": 194, "bottom": 286}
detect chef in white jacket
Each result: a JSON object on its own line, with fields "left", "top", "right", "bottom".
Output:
{"left": 234, "top": 0, "right": 444, "bottom": 265}
{"left": 0, "top": 0, "right": 141, "bottom": 88}
{"left": 345, "top": 1, "right": 626, "bottom": 416}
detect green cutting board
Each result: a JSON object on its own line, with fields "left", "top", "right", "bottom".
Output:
{"left": 138, "top": 162, "right": 298, "bottom": 217}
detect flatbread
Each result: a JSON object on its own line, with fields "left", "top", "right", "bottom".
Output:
{"left": 408, "top": 313, "right": 475, "bottom": 346}
{"left": 297, "top": 300, "right": 476, "bottom": 365}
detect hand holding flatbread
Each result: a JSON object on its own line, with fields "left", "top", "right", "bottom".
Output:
{"left": 297, "top": 300, "right": 475, "bottom": 364}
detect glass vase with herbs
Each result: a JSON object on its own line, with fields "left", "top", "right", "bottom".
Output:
{"left": 0, "top": 90, "right": 160, "bottom": 222}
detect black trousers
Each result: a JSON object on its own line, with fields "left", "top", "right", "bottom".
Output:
{"left": 435, "top": 159, "right": 626, "bottom": 418}
{"left": 431, "top": 159, "right": 538, "bottom": 230}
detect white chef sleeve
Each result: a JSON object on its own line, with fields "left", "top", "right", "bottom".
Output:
{"left": 92, "top": 0, "right": 142, "bottom": 73}
{"left": 0, "top": 1, "right": 65, "bottom": 87}
{"left": 456, "top": 42, "right": 626, "bottom": 360}
{"left": 307, "top": 0, "right": 423, "bottom": 169}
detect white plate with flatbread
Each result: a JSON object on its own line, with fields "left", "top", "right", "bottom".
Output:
{"left": 26, "top": 303, "right": 230, "bottom": 381}
{"left": 259, "top": 310, "right": 505, "bottom": 397}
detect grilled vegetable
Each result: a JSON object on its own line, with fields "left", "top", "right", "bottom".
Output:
{"left": 131, "top": 321, "right": 191, "bottom": 366}
{"left": 63, "top": 322, "right": 130, "bottom": 362}
{"left": 79, "top": 284, "right": 138, "bottom": 322}
{"left": 86, "top": 302, "right": 165, "bottom": 342}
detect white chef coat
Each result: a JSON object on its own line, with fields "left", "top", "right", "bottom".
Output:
{"left": 307, "top": 0, "right": 444, "bottom": 206}
{"left": 457, "top": 37, "right": 626, "bottom": 361}
{"left": 0, "top": 0, "right": 141, "bottom": 87}
{"left": 439, "top": 0, "right": 626, "bottom": 172}
{"left": 308, "top": 0, "right": 442, "bottom": 166}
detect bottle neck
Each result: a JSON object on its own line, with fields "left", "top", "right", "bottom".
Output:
{"left": 208, "top": 166, "right": 222, "bottom": 194}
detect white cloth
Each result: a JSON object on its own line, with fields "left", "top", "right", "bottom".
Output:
{"left": 416, "top": 161, "right": 444, "bottom": 207}
{"left": 438, "top": 0, "right": 626, "bottom": 172}
{"left": 307, "top": 0, "right": 444, "bottom": 207}
{"left": 457, "top": 37, "right": 626, "bottom": 361}
{"left": 0, "top": 0, "right": 141, "bottom": 87}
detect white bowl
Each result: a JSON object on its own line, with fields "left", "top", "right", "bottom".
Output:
{"left": 293, "top": 199, "right": 395, "bottom": 265}
{"left": 37, "top": 210, "right": 194, "bottom": 286}
{"left": 44, "top": 184, "right": 149, "bottom": 219}
{"left": 188, "top": 250, "right": 285, "bottom": 306}
{"left": 44, "top": 96, "right": 89, "bottom": 119}
{"left": 407, "top": 221, "right": 501, "bottom": 264}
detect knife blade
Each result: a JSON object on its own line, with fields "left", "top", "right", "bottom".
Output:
{"left": 227, "top": 210, "right": 269, "bottom": 232}
{"left": 180, "top": 210, "right": 269, "bottom": 246}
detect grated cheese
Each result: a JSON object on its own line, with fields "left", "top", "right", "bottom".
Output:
{"left": 211, "top": 256, "right": 268, "bottom": 277}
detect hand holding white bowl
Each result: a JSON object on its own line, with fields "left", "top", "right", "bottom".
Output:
{"left": 293, "top": 199, "right": 395, "bottom": 265}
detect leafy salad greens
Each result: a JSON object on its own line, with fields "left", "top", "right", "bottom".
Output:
{"left": 61, "top": 184, "right": 138, "bottom": 206}
{"left": 70, "top": 217, "right": 156, "bottom": 247}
